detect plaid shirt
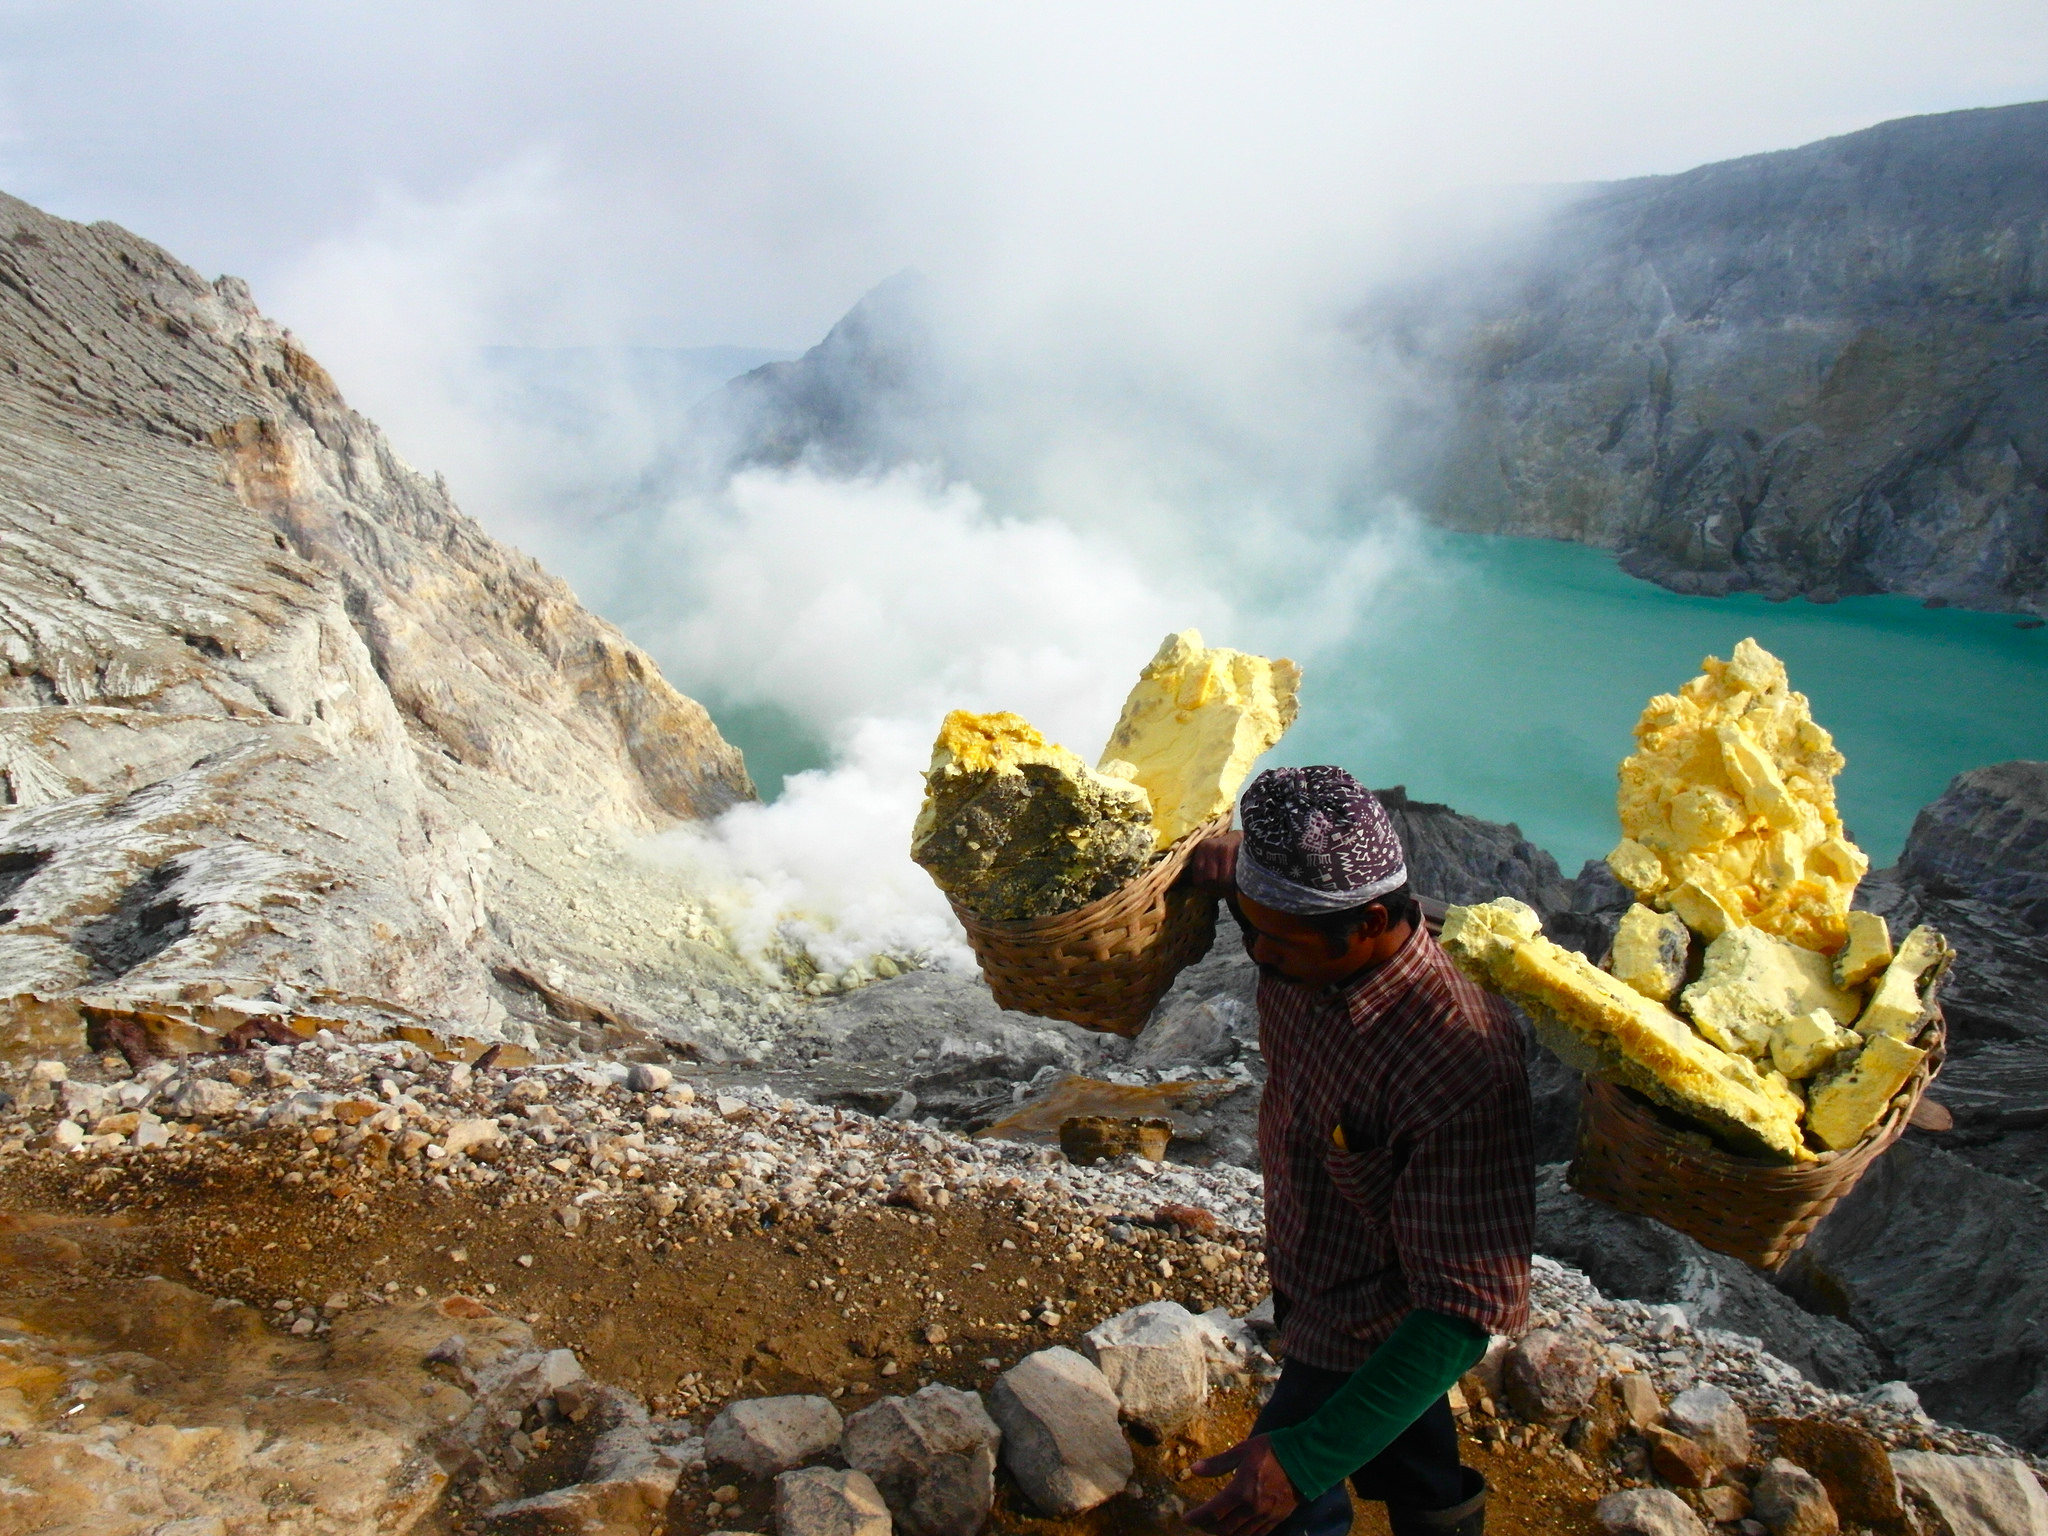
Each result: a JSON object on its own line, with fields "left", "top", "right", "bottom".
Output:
{"left": 1257, "top": 922, "right": 1534, "bottom": 1370}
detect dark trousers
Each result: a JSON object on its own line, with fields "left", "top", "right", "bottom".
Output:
{"left": 1250, "top": 1358, "right": 1473, "bottom": 1536}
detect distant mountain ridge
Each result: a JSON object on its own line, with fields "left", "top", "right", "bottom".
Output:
{"left": 698, "top": 102, "right": 2048, "bottom": 615}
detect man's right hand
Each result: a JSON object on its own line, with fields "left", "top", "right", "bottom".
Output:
{"left": 1182, "top": 830, "right": 1241, "bottom": 895}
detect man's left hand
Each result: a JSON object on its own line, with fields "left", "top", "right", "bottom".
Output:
{"left": 1185, "top": 1435, "right": 1300, "bottom": 1536}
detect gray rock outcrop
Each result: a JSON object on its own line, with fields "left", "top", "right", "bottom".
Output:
{"left": 0, "top": 189, "right": 762, "bottom": 1060}
{"left": 841, "top": 1384, "right": 1000, "bottom": 1536}
{"left": 1392, "top": 101, "right": 2048, "bottom": 616}
{"left": 987, "top": 1347, "right": 1132, "bottom": 1516}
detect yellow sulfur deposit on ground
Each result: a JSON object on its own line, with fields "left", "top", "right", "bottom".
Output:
{"left": 1610, "top": 639, "right": 1868, "bottom": 952}
{"left": 910, "top": 710, "right": 1155, "bottom": 921}
{"left": 1442, "top": 899, "right": 1808, "bottom": 1162}
{"left": 1099, "top": 630, "right": 1301, "bottom": 849}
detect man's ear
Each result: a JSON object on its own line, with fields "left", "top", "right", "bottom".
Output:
{"left": 1353, "top": 903, "right": 1391, "bottom": 943}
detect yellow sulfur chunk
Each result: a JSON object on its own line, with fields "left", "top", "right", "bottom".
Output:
{"left": 1806, "top": 1033, "right": 1927, "bottom": 1151}
{"left": 1099, "top": 630, "right": 1301, "bottom": 849}
{"left": 1610, "top": 639, "right": 1869, "bottom": 951}
{"left": 1834, "top": 910, "right": 1894, "bottom": 989}
{"left": 1441, "top": 898, "right": 1806, "bottom": 1162}
{"left": 911, "top": 710, "right": 1155, "bottom": 921}
{"left": 1770, "top": 1009, "right": 1862, "bottom": 1079}
{"left": 1610, "top": 904, "right": 1692, "bottom": 1002}
{"left": 1679, "top": 926, "right": 1862, "bottom": 1061}
{"left": 1855, "top": 925, "right": 1951, "bottom": 1041}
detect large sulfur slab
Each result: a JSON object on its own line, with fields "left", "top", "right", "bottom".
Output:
{"left": 911, "top": 711, "right": 1155, "bottom": 921}
{"left": 1441, "top": 899, "right": 1806, "bottom": 1162}
{"left": 1099, "top": 631, "right": 1300, "bottom": 850}
{"left": 1679, "top": 926, "right": 1862, "bottom": 1062}
{"left": 1855, "top": 925, "right": 1951, "bottom": 1041}
{"left": 1807, "top": 1033, "right": 1927, "bottom": 1151}
{"left": 1610, "top": 904, "right": 1692, "bottom": 1002}
{"left": 1609, "top": 639, "right": 1868, "bottom": 952}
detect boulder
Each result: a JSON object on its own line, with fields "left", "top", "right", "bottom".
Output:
{"left": 707, "top": 1394, "right": 845, "bottom": 1478}
{"left": 1764, "top": 1418, "right": 1906, "bottom": 1527}
{"left": 485, "top": 1387, "right": 680, "bottom": 1534}
{"left": 987, "top": 1347, "right": 1132, "bottom": 1515}
{"left": 1751, "top": 1458, "right": 1838, "bottom": 1536}
{"left": 1593, "top": 1487, "right": 1709, "bottom": 1536}
{"left": 775, "top": 1467, "right": 894, "bottom": 1536}
{"left": 161, "top": 1076, "right": 242, "bottom": 1120}
{"left": 626, "top": 1063, "right": 672, "bottom": 1093}
{"left": 1616, "top": 1373, "right": 1662, "bottom": 1431}
{"left": 841, "top": 1384, "right": 1000, "bottom": 1536}
{"left": 442, "top": 1118, "right": 503, "bottom": 1159}
{"left": 1646, "top": 1427, "right": 1714, "bottom": 1489}
{"left": 1504, "top": 1328, "right": 1598, "bottom": 1423}
{"left": 1664, "top": 1384, "right": 1750, "bottom": 1473}
{"left": 1890, "top": 1452, "right": 2048, "bottom": 1536}
{"left": 1081, "top": 1301, "right": 1209, "bottom": 1432}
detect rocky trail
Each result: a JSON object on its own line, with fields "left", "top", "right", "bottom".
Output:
{"left": 0, "top": 1036, "right": 2040, "bottom": 1535}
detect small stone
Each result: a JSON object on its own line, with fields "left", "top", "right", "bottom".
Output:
{"left": 28, "top": 1060, "right": 65, "bottom": 1083}
{"left": 1699, "top": 1487, "right": 1751, "bottom": 1524}
{"left": 987, "top": 1347, "right": 1131, "bottom": 1516}
{"left": 842, "top": 1383, "right": 1001, "bottom": 1536}
{"left": 1080, "top": 1300, "right": 1209, "bottom": 1433}
{"left": 1751, "top": 1458, "right": 1838, "bottom": 1536}
{"left": 1665, "top": 1384, "right": 1750, "bottom": 1473}
{"left": 163, "top": 1077, "right": 242, "bottom": 1120}
{"left": 1504, "top": 1328, "right": 1599, "bottom": 1423}
{"left": 774, "top": 1467, "right": 892, "bottom": 1536}
{"left": 1594, "top": 1487, "right": 1710, "bottom": 1536}
{"left": 1856, "top": 1379, "right": 1924, "bottom": 1415}
{"left": 707, "top": 1394, "right": 844, "bottom": 1478}
{"left": 627, "top": 1063, "right": 673, "bottom": 1093}
{"left": 922, "top": 1325, "right": 948, "bottom": 1346}
{"left": 557, "top": 1206, "right": 583, "bottom": 1233}
{"left": 1890, "top": 1451, "right": 2048, "bottom": 1536}
{"left": 1617, "top": 1372, "right": 1662, "bottom": 1430}
{"left": 48, "top": 1120, "right": 83, "bottom": 1150}
{"left": 715, "top": 1095, "right": 747, "bottom": 1120}
{"left": 1647, "top": 1427, "right": 1715, "bottom": 1489}
{"left": 442, "top": 1118, "right": 502, "bottom": 1158}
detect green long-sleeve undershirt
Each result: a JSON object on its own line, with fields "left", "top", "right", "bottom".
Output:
{"left": 1265, "top": 1309, "right": 1488, "bottom": 1501}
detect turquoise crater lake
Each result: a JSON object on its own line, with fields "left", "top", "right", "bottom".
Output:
{"left": 1271, "top": 534, "right": 2048, "bottom": 874}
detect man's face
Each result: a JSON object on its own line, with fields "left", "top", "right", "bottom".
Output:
{"left": 1233, "top": 893, "right": 1388, "bottom": 986}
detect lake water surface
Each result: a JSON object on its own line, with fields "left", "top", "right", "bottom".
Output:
{"left": 1271, "top": 534, "right": 2048, "bottom": 872}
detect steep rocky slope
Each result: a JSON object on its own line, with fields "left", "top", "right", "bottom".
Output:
{"left": 1396, "top": 100, "right": 2048, "bottom": 612}
{"left": 0, "top": 192, "right": 764, "bottom": 1060}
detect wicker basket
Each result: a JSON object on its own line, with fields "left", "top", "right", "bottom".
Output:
{"left": 1566, "top": 1012, "right": 1945, "bottom": 1270}
{"left": 950, "top": 816, "right": 1232, "bottom": 1037}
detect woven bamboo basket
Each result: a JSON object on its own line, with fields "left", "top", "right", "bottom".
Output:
{"left": 1567, "top": 1010, "right": 1945, "bottom": 1271}
{"left": 950, "top": 816, "right": 1232, "bottom": 1037}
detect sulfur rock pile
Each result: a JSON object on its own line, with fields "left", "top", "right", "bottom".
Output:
{"left": 911, "top": 632, "right": 1299, "bottom": 921}
{"left": 1442, "top": 641, "right": 1948, "bottom": 1164}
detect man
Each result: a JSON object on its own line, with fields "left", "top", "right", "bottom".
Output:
{"left": 1182, "top": 766, "right": 1534, "bottom": 1536}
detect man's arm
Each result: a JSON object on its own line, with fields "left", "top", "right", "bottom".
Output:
{"left": 1184, "top": 1309, "right": 1484, "bottom": 1534}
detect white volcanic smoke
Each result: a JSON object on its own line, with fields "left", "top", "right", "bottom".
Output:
{"left": 639, "top": 466, "right": 1414, "bottom": 981}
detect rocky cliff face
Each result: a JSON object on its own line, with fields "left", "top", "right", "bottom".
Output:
{"left": 0, "top": 192, "right": 765, "bottom": 1057}
{"left": 696, "top": 105, "right": 2048, "bottom": 615}
{"left": 1395, "top": 101, "right": 2048, "bottom": 613}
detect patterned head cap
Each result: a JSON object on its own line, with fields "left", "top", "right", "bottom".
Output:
{"left": 1234, "top": 765, "right": 1408, "bottom": 915}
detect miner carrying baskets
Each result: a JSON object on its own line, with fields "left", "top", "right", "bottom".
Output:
{"left": 1181, "top": 767, "right": 1529, "bottom": 1536}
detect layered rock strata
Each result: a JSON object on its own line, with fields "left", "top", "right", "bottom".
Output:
{"left": 0, "top": 190, "right": 759, "bottom": 1057}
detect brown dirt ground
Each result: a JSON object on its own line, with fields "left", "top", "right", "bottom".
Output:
{"left": 0, "top": 1143, "right": 1605, "bottom": 1535}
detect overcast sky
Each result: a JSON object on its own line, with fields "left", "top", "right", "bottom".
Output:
{"left": 3, "top": 0, "right": 2044, "bottom": 357}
